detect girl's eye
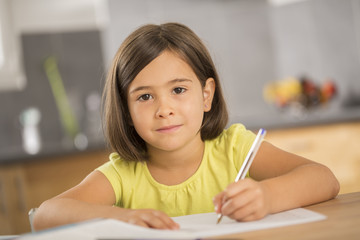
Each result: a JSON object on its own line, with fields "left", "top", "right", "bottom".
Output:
{"left": 138, "top": 94, "right": 152, "bottom": 101}
{"left": 173, "top": 87, "right": 186, "bottom": 94}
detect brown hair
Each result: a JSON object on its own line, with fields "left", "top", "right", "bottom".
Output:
{"left": 102, "top": 22, "right": 228, "bottom": 161}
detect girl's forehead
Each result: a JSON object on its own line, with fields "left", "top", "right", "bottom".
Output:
{"left": 129, "top": 51, "right": 198, "bottom": 88}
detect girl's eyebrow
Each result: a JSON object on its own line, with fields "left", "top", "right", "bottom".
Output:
{"left": 129, "top": 78, "right": 193, "bottom": 95}
{"left": 129, "top": 86, "right": 151, "bottom": 95}
{"left": 169, "top": 78, "right": 193, "bottom": 85}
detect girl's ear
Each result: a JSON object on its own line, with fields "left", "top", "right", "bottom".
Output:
{"left": 203, "top": 78, "right": 215, "bottom": 112}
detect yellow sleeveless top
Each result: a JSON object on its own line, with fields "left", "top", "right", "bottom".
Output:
{"left": 97, "top": 124, "right": 256, "bottom": 217}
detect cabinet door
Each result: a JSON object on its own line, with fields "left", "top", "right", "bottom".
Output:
{"left": 0, "top": 166, "right": 30, "bottom": 235}
{"left": 0, "top": 150, "right": 109, "bottom": 235}
{"left": 0, "top": 168, "right": 12, "bottom": 234}
{"left": 266, "top": 122, "right": 360, "bottom": 194}
{"left": 23, "top": 151, "right": 109, "bottom": 210}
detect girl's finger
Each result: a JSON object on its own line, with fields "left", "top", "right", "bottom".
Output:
{"left": 241, "top": 213, "right": 262, "bottom": 222}
{"left": 221, "top": 187, "right": 255, "bottom": 216}
{"left": 142, "top": 215, "right": 170, "bottom": 229}
{"left": 213, "top": 192, "right": 226, "bottom": 213}
{"left": 128, "top": 218, "right": 150, "bottom": 228}
{"left": 229, "top": 198, "right": 266, "bottom": 222}
{"left": 126, "top": 210, "right": 178, "bottom": 230}
{"left": 224, "top": 179, "right": 255, "bottom": 198}
{"left": 227, "top": 201, "right": 256, "bottom": 221}
{"left": 145, "top": 211, "right": 178, "bottom": 230}
{"left": 213, "top": 192, "right": 225, "bottom": 204}
{"left": 152, "top": 211, "right": 180, "bottom": 230}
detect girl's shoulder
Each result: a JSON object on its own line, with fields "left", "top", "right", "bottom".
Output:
{"left": 108, "top": 152, "right": 141, "bottom": 168}
{"left": 206, "top": 123, "right": 256, "bottom": 167}
{"left": 109, "top": 152, "right": 126, "bottom": 164}
{"left": 98, "top": 152, "right": 144, "bottom": 178}
{"left": 214, "top": 123, "right": 255, "bottom": 144}
{"left": 223, "top": 123, "right": 247, "bottom": 134}
{"left": 96, "top": 153, "right": 145, "bottom": 206}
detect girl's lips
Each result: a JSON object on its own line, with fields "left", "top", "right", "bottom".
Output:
{"left": 156, "top": 125, "right": 182, "bottom": 133}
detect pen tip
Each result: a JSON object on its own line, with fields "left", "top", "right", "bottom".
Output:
{"left": 216, "top": 214, "right": 223, "bottom": 224}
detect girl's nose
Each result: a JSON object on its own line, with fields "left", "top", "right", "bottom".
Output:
{"left": 155, "top": 98, "right": 174, "bottom": 118}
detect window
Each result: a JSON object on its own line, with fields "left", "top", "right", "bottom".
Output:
{"left": 0, "top": 0, "right": 26, "bottom": 91}
{"left": 0, "top": 23, "right": 4, "bottom": 68}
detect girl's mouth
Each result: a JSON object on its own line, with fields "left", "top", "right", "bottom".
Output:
{"left": 156, "top": 125, "right": 182, "bottom": 133}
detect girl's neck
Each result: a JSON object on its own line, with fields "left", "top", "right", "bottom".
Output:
{"left": 146, "top": 134, "right": 205, "bottom": 185}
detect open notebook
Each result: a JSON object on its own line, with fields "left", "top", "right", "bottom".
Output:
{"left": 18, "top": 208, "right": 326, "bottom": 240}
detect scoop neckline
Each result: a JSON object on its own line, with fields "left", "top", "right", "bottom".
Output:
{"left": 143, "top": 141, "right": 208, "bottom": 191}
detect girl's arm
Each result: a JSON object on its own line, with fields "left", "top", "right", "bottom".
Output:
{"left": 33, "top": 170, "right": 179, "bottom": 230}
{"left": 213, "top": 141, "right": 340, "bottom": 221}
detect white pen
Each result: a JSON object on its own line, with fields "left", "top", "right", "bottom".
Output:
{"left": 216, "top": 128, "right": 267, "bottom": 224}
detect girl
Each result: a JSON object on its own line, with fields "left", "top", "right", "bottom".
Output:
{"left": 33, "top": 23, "right": 339, "bottom": 231}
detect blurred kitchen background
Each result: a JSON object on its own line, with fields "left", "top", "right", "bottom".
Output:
{"left": 0, "top": 0, "right": 359, "bottom": 235}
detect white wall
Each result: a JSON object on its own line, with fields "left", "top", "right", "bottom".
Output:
{"left": 11, "top": 0, "right": 108, "bottom": 33}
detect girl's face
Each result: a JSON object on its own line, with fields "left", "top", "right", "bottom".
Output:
{"left": 127, "top": 50, "right": 214, "bottom": 154}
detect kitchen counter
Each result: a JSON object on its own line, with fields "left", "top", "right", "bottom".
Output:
{"left": 231, "top": 105, "right": 360, "bottom": 130}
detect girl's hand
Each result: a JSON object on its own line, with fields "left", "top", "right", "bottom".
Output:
{"left": 116, "top": 208, "right": 180, "bottom": 230}
{"left": 213, "top": 178, "right": 271, "bottom": 222}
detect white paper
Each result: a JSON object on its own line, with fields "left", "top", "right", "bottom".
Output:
{"left": 174, "top": 208, "right": 326, "bottom": 237}
{"left": 18, "top": 208, "right": 326, "bottom": 240}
